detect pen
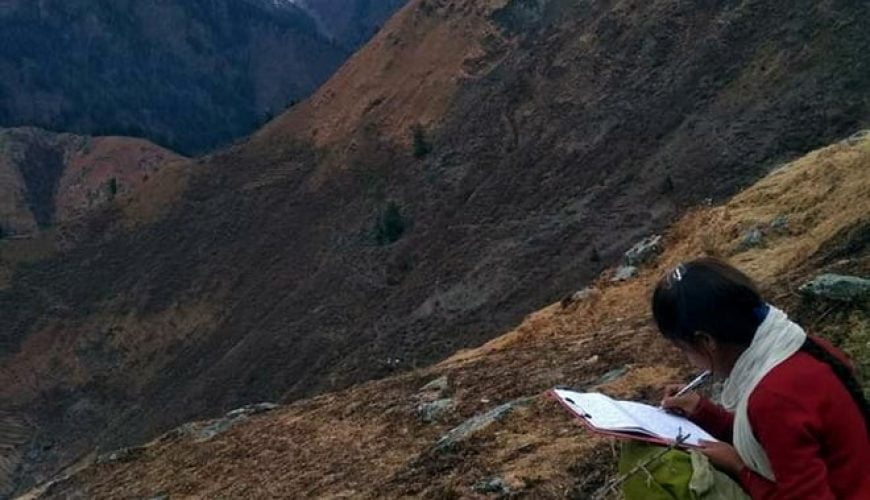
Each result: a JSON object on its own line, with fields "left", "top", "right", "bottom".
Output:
{"left": 660, "top": 371, "right": 711, "bottom": 409}
{"left": 671, "top": 370, "right": 711, "bottom": 399}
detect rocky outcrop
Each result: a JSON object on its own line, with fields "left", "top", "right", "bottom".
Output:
{"left": 800, "top": 274, "right": 870, "bottom": 302}
{"left": 434, "top": 397, "right": 534, "bottom": 452}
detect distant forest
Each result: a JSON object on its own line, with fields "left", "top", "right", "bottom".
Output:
{"left": 0, "top": 0, "right": 358, "bottom": 154}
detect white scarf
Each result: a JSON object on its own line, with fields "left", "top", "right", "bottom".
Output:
{"left": 719, "top": 305, "right": 806, "bottom": 481}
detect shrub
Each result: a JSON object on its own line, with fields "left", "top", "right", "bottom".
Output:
{"left": 375, "top": 201, "right": 408, "bottom": 245}
{"left": 412, "top": 125, "right": 432, "bottom": 159}
{"left": 107, "top": 178, "right": 119, "bottom": 197}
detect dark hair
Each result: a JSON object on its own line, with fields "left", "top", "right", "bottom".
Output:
{"left": 652, "top": 257, "right": 764, "bottom": 346}
{"left": 652, "top": 257, "right": 868, "bottom": 432}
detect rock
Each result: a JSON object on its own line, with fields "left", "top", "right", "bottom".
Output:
{"left": 473, "top": 476, "right": 512, "bottom": 495}
{"left": 146, "top": 495, "right": 169, "bottom": 500}
{"left": 181, "top": 419, "right": 238, "bottom": 443}
{"left": 417, "top": 398, "right": 454, "bottom": 423}
{"left": 799, "top": 274, "right": 870, "bottom": 302}
{"left": 768, "top": 215, "right": 789, "bottom": 234}
{"left": 843, "top": 129, "right": 870, "bottom": 146}
{"left": 739, "top": 227, "right": 764, "bottom": 250}
{"left": 435, "top": 397, "right": 534, "bottom": 452}
{"left": 173, "top": 403, "right": 277, "bottom": 443}
{"left": 561, "top": 287, "right": 601, "bottom": 308}
{"left": 624, "top": 235, "right": 663, "bottom": 266}
{"left": 611, "top": 265, "right": 638, "bottom": 282}
{"left": 419, "top": 375, "right": 449, "bottom": 395}
{"left": 95, "top": 446, "right": 145, "bottom": 464}
{"left": 224, "top": 402, "right": 279, "bottom": 419}
{"left": 572, "top": 287, "right": 600, "bottom": 302}
{"left": 591, "top": 366, "right": 629, "bottom": 386}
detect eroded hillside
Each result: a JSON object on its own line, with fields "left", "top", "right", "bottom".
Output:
{"left": 0, "top": 127, "right": 186, "bottom": 237}
{"left": 34, "top": 132, "right": 870, "bottom": 499}
{"left": 1, "top": 0, "right": 869, "bottom": 494}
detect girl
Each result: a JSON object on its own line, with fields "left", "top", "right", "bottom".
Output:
{"left": 648, "top": 257, "right": 869, "bottom": 499}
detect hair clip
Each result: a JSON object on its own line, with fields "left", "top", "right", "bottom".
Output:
{"left": 667, "top": 264, "right": 686, "bottom": 286}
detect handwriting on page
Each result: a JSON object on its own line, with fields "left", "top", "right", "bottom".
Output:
{"left": 552, "top": 389, "right": 718, "bottom": 447}
{"left": 554, "top": 391, "right": 639, "bottom": 430}
{"left": 616, "top": 400, "right": 717, "bottom": 446}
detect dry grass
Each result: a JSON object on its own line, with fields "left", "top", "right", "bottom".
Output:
{"left": 252, "top": 0, "right": 510, "bottom": 182}
{"left": 35, "top": 133, "right": 870, "bottom": 498}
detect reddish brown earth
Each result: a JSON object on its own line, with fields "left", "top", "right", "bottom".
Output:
{"left": 0, "top": 127, "right": 186, "bottom": 237}
{"left": 1, "top": 0, "right": 869, "bottom": 495}
{"left": 31, "top": 134, "right": 870, "bottom": 498}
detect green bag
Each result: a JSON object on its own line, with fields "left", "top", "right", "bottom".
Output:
{"left": 618, "top": 442, "right": 750, "bottom": 500}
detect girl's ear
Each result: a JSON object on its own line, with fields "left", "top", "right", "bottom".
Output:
{"left": 695, "top": 331, "right": 717, "bottom": 353}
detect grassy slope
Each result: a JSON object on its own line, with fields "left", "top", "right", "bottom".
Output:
{"left": 39, "top": 132, "right": 869, "bottom": 499}
{"left": 4, "top": 0, "right": 870, "bottom": 493}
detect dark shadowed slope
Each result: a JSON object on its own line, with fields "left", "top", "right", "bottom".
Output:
{"left": 0, "top": 0, "right": 404, "bottom": 154}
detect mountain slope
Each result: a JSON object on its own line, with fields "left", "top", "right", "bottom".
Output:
{"left": 32, "top": 132, "right": 870, "bottom": 498}
{"left": 0, "top": 127, "right": 186, "bottom": 237}
{"left": 2, "top": 0, "right": 870, "bottom": 493}
{"left": 0, "top": 0, "right": 363, "bottom": 154}
{"left": 296, "top": 0, "right": 409, "bottom": 49}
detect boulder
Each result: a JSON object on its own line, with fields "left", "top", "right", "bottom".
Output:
{"left": 739, "top": 226, "right": 764, "bottom": 250}
{"left": 95, "top": 446, "right": 145, "bottom": 465}
{"left": 624, "top": 235, "right": 663, "bottom": 266}
{"left": 419, "top": 375, "right": 449, "bottom": 395}
{"left": 768, "top": 215, "right": 789, "bottom": 234}
{"left": 560, "top": 287, "right": 601, "bottom": 308}
{"left": 224, "top": 402, "right": 280, "bottom": 419}
{"left": 173, "top": 402, "right": 279, "bottom": 443}
{"left": 799, "top": 274, "right": 870, "bottom": 302}
{"left": 611, "top": 265, "right": 638, "bottom": 282}
{"left": 473, "top": 476, "right": 512, "bottom": 496}
{"left": 417, "top": 398, "right": 455, "bottom": 423}
{"left": 435, "top": 397, "right": 534, "bottom": 452}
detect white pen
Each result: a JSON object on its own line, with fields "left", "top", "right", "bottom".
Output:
{"left": 660, "top": 370, "right": 711, "bottom": 409}
{"left": 672, "top": 370, "right": 711, "bottom": 399}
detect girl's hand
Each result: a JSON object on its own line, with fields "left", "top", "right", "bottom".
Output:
{"left": 660, "top": 384, "right": 701, "bottom": 416}
{"left": 698, "top": 440, "right": 745, "bottom": 476}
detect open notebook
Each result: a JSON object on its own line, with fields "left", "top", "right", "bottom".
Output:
{"left": 550, "top": 389, "right": 717, "bottom": 447}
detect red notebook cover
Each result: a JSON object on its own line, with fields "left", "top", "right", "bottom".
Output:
{"left": 547, "top": 389, "right": 702, "bottom": 449}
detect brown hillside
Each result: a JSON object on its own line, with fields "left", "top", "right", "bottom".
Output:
{"left": 0, "top": 127, "right": 186, "bottom": 237}
{"left": 36, "top": 132, "right": 870, "bottom": 499}
{"left": 2, "top": 0, "right": 870, "bottom": 493}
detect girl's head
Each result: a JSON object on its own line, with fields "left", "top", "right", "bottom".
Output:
{"left": 653, "top": 257, "right": 870, "bottom": 429}
{"left": 652, "top": 257, "right": 766, "bottom": 375}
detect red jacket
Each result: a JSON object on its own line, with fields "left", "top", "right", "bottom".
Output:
{"left": 690, "top": 339, "right": 870, "bottom": 499}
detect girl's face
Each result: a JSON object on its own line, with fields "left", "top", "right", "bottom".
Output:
{"left": 671, "top": 333, "right": 736, "bottom": 377}
{"left": 673, "top": 338, "right": 714, "bottom": 371}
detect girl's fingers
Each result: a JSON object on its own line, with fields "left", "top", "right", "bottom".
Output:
{"left": 662, "top": 384, "right": 684, "bottom": 397}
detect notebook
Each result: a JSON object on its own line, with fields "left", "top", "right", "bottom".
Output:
{"left": 550, "top": 388, "right": 718, "bottom": 447}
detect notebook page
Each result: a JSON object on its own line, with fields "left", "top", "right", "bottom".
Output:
{"left": 552, "top": 390, "right": 641, "bottom": 431}
{"left": 615, "top": 400, "right": 717, "bottom": 446}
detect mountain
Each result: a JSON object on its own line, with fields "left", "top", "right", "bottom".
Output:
{"left": 27, "top": 132, "right": 870, "bottom": 498}
{"left": 0, "top": 127, "right": 186, "bottom": 238}
{"left": 0, "top": 0, "right": 404, "bottom": 155}
{"left": 2, "top": 0, "right": 869, "bottom": 494}
{"left": 295, "top": 0, "right": 410, "bottom": 49}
